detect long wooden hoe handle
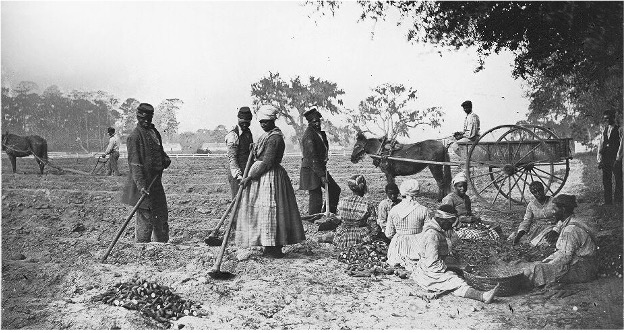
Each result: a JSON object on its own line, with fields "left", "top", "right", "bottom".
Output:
{"left": 211, "top": 144, "right": 255, "bottom": 272}
{"left": 100, "top": 175, "right": 160, "bottom": 263}
{"left": 207, "top": 148, "right": 256, "bottom": 238}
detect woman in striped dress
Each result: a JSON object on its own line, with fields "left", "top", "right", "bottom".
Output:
{"left": 385, "top": 179, "right": 430, "bottom": 267}
{"left": 235, "top": 105, "right": 306, "bottom": 258}
{"left": 333, "top": 175, "right": 380, "bottom": 249}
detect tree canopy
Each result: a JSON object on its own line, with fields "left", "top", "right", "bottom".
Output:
{"left": 250, "top": 72, "right": 352, "bottom": 145}
{"left": 348, "top": 83, "right": 443, "bottom": 140}
{"left": 312, "top": 1, "right": 623, "bottom": 143}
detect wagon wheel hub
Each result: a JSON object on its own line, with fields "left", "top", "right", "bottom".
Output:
{"left": 502, "top": 164, "right": 516, "bottom": 176}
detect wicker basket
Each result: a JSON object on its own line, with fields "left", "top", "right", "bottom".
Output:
{"left": 463, "top": 265, "right": 526, "bottom": 297}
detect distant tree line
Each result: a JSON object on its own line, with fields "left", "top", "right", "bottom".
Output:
{"left": 1, "top": 81, "right": 183, "bottom": 152}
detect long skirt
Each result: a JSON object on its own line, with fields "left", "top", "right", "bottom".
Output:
{"left": 235, "top": 165, "right": 305, "bottom": 247}
{"left": 525, "top": 256, "right": 598, "bottom": 287}
{"left": 387, "top": 233, "right": 422, "bottom": 267}
{"left": 411, "top": 262, "right": 470, "bottom": 295}
{"left": 334, "top": 225, "right": 370, "bottom": 250}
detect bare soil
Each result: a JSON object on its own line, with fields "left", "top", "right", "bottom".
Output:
{"left": 1, "top": 152, "right": 622, "bottom": 329}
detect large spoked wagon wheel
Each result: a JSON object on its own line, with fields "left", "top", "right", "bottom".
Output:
{"left": 464, "top": 125, "right": 564, "bottom": 211}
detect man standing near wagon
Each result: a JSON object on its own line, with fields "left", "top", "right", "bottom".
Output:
{"left": 597, "top": 109, "right": 623, "bottom": 205}
{"left": 121, "top": 103, "right": 172, "bottom": 243}
{"left": 299, "top": 107, "right": 341, "bottom": 215}
{"left": 101, "top": 127, "right": 121, "bottom": 176}
{"left": 225, "top": 106, "right": 254, "bottom": 198}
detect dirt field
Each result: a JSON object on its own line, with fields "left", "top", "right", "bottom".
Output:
{"left": 1, "top": 151, "right": 623, "bottom": 329}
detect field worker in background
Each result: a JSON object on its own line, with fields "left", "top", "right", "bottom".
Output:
{"left": 385, "top": 179, "right": 429, "bottom": 267}
{"left": 225, "top": 106, "right": 254, "bottom": 197}
{"left": 236, "top": 105, "right": 305, "bottom": 258}
{"left": 376, "top": 182, "right": 402, "bottom": 240}
{"left": 121, "top": 103, "right": 172, "bottom": 243}
{"left": 410, "top": 204, "right": 500, "bottom": 303}
{"left": 521, "top": 194, "right": 598, "bottom": 287}
{"left": 101, "top": 127, "right": 121, "bottom": 176}
{"left": 448, "top": 100, "right": 480, "bottom": 161}
{"left": 597, "top": 109, "right": 623, "bottom": 205}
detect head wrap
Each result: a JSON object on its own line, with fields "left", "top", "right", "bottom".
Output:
{"left": 107, "top": 127, "right": 115, "bottom": 135}
{"left": 552, "top": 194, "right": 577, "bottom": 208}
{"left": 303, "top": 108, "right": 322, "bottom": 122}
{"left": 452, "top": 172, "right": 467, "bottom": 185}
{"left": 257, "top": 105, "right": 278, "bottom": 121}
{"left": 347, "top": 174, "right": 367, "bottom": 193}
{"left": 238, "top": 106, "right": 253, "bottom": 121}
{"left": 435, "top": 210, "right": 457, "bottom": 219}
{"left": 137, "top": 103, "right": 154, "bottom": 117}
{"left": 399, "top": 179, "right": 420, "bottom": 196}
{"left": 461, "top": 100, "right": 472, "bottom": 108}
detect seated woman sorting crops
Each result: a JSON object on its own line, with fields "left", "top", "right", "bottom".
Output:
{"left": 509, "top": 181, "right": 562, "bottom": 246}
{"left": 333, "top": 175, "right": 381, "bottom": 250}
{"left": 522, "top": 194, "right": 598, "bottom": 287}
{"left": 410, "top": 204, "right": 500, "bottom": 303}
{"left": 442, "top": 173, "right": 501, "bottom": 241}
{"left": 385, "top": 179, "right": 429, "bottom": 267}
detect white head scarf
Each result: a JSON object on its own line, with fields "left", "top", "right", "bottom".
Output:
{"left": 452, "top": 172, "right": 467, "bottom": 185}
{"left": 257, "top": 105, "right": 278, "bottom": 121}
{"left": 399, "top": 179, "right": 420, "bottom": 197}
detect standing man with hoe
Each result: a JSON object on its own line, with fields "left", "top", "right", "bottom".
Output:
{"left": 299, "top": 107, "right": 341, "bottom": 215}
{"left": 121, "top": 103, "right": 172, "bottom": 243}
{"left": 225, "top": 107, "right": 254, "bottom": 198}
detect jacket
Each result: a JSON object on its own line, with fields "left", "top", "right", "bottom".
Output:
{"left": 225, "top": 125, "right": 253, "bottom": 178}
{"left": 299, "top": 125, "right": 329, "bottom": 190}
{"left": 121, "top": 124, "right": 171, "bottom": 209}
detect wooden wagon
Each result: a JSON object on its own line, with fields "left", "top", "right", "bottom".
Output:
{"left": 370, "top": 124, "right": 574, "bottom": 211}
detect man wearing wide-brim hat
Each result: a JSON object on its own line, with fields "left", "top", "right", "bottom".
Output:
{"left": 521, "top": 194, "right": 598, "bottom": 287}
{"left": 121, "top": 102, "right": 172, "bottom": 243}
{"left": 299, "top": 107, "right": 341, "bottom": 215}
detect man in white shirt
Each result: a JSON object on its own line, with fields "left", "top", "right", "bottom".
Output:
{"left": 101, "top": 127, "right": 120, "bottom": 176}
{"left": 597, "top": 109, "right": 623, "bottom": 205}
{"left": 449, "top": 100, "right": 480, "bottom": 161}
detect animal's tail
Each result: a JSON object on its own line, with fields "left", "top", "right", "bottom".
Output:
{"left": 443, "top": 150, "right": 452, "bottom": 192}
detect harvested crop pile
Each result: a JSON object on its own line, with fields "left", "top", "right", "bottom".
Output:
{"left": 596, "top": 235, "right": 624, "bottom": 277}
{"left": 337, "top": 240, "right": 395, "bottom": 277}
{"left": 454, "top": 239, "right": 554, "bottom": 267}
{"left": 92, "top": 279, "right": 206, "bottom": 328}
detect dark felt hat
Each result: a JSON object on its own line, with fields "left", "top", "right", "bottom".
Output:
{"left": 461, "top": 100, "right": 472, "bottom": 108}
{"left": 137, "top": 103, "right": 154, "bottom": 117}
{"left": 107, "top": 127, "right": 115, "bottom": 134}
{"left": 238, "top": 106, "right": 253, "bottom": 120}
{"left": 303, "top": 108, "right": 322, "bottom": 122}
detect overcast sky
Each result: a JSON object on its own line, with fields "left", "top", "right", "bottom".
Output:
{"left": 1, "top": 1, "right": 529, "bottom": 141}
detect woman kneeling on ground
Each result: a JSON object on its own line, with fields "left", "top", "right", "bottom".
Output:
{"left": 410, "top": 204, "right": 500, "bottom": 303}
{"left": 333, "top": 174, "right": 381, "bottom": 249}
{"left": 385, "top": 179, "right": 429, "bottom": 267}
{"left": 522, "top": 194, "right": 598, "bottom": 287}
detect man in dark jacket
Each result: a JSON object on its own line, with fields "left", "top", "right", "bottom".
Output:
{"left": 121, "top": 103, "right": 172, "bottom": 243}
{"left": 225, "top": 107, "right": 254, "bottom": 197}
{"left": 299, "top": 108, "right": 341, "bottom": 214}
{"left": 597, "top": 109, "right": 623, "bottom": 205}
